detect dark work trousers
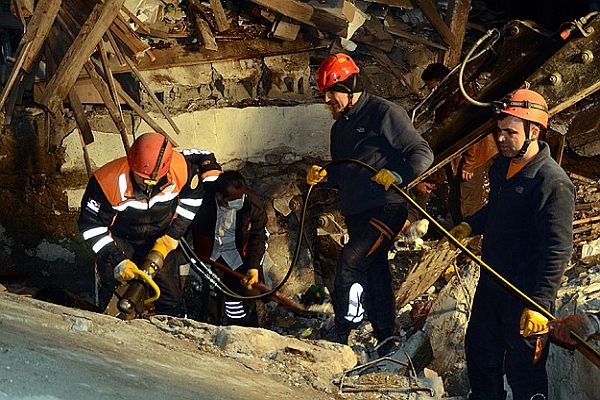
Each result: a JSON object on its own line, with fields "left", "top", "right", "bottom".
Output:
{"left": 448, "top": 163, "right": 490, "bottom": 224}
{"left": 334, "top": 203, "right": 408, "bottom": 341}
{"left": 96, "top": 236, "right": 183, "bottom": 317}
{"left": 214, "top": 257, "right": 258, "bottom": 327}
{"left": 466, "top": 283, "right": 550, "bottom": 400}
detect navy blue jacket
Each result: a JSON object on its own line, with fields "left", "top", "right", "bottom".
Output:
{"left": 328, "top": 92, "right": 434, "bottom": 216}
{"left": 465, "top": 141, "right": 574, "bottom": 313}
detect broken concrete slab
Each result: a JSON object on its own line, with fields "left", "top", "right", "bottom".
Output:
{"left": 0, "top": 291, "right": 340, "bottom": 399}
{"left": 423, "top": 261, "right": 479, "bottom": 396}
{"left": 548, "top": 265, "right": 600, "bottom": 400}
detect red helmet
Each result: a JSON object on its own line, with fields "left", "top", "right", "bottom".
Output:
{"left": 500, "top": 89, "right": 549, "bottom": 129}
{"left": 316, "top": 53, "right": 360, "bottom": 91}
{"left": 127, "top": 132, "right": 173, "bottom": 181}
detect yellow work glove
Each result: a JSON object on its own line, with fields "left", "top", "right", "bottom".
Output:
{"left": 450, "top": 222, "right": 472, "bottom": 240}
{"left": 151, "top": 234, "right": 179, "bottom": 259}
{"left": 443, "top": 265, "right": 459, "bottom": 282}
{"left": 371, "top": 169, "right": 402, "bottom": 190}
{"left": 520, "top": 308, "right": 549, "bottom": 337}
{"left": 113, "top": 259, "right": 140, "bottom": 282}
{"left": 241, "top": 268, "right": 259, "bottom": 290}
{"left": 306, "top": 165, "right": 327, "bottom": 186}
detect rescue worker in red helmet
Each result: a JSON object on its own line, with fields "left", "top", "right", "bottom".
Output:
{"left": 78, "top": 132, "right": 222, "bottom": 316}
{"left": 307, "top": 53, "right": 434, "bottom": 352}
{"left": 448, "top": 89, "right": 575, "bottom": 400}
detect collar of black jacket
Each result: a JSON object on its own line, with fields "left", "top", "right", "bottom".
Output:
{"left": 498, "top": 141, "right": 552, "bottom": 178}
{"left": 343, "top": 91, "right": 369, "bottom": 118}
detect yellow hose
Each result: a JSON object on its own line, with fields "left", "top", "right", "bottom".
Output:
{"left": 132, "top": 269, "right": 161, "bottom": 304}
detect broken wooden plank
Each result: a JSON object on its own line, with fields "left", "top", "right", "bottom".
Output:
{"left": 67, "top": 90, "right": 94, "bottom": 146}
{"left": 116, "top": 84, "right": 179, "bottom": 147}
{"left": 195, "top": 16, "right": 218, "bottom": 51}
{"left": 573, "top": 224, "right": 594, "bottom": 235}
{"left": 568, "top": 172, "right": 596, "bottom": 185}
{"left": 67, "top": 90, "right": 94, "bottom": 177}
{"left": 443, "top": 0, "right": 472, "bottom": 67}
{"left": 40, "top": 0, "right": 127, "bottom": 110}
{"left": 410, "top": 0, "right": 456, "bottom": 47}
{"left": 83, "top": 60, "right": 131, "bottom": 151}
{"left": 106, "top": 31, "right": 127, "bottom": 67}
{"left": 0, "top": 41, "right": 31, "bottom": 112}
{"left": 122, "top": 54, "right": 181, "bottom": 135}
{"left": 573, "top": 215, "right": 600, "bottom": 226}
{"left": 121, "top": 6, "right": 169, "bottom": 39}
{"left": 209, "top": 0, "right": 230, "bottom": 32}
{"left": 98, "top": 39, "right": 124, "bottom": 121}
{"left": 576, "top": 201, "right": 600, "bottom": 211}
{"left": 20, "top": 0, "right": 63, "bottom": 73}
{"left": 271, "top": 17, "right": 301, "bottom": 41}
{"left": 110, "top": 14, "right": 152, "bottom": 60}
{"left": 363, "top": 0, "right": 412, "bottom": 7}
{"left": 249, "top": 0, "right": 348, "bottom": 36}
{"left": 111, "top": 36, "right": 321, "bottom": 73}
{"left": 89, "top": 62, "right": 179, "bottom": 147}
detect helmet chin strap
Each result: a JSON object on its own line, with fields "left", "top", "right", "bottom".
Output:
{"left": 343, "top": 75, "right": 357, "bottom": 113}
{"left": 514, "top": 120, "right": 531, "bottom": 159}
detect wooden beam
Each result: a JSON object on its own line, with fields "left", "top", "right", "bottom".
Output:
{"left": 0, "top": 41, "right": 31, "bottom": 112}
{"left": 109, "top": 15, "right": 152, "bottom": 61}
{"left": 410, "top": 0, "right": 455, "bottom": 47}
{"left": 573, "top": 215, "right": 600, "bottom": 226}
{"left": 209, "top": 0, "right": 230, "bottom": 32}
{"left": 122, "top": 54, "right": 181, "bottom": 135}
{"left": 116, "top": 83, "right": 179, "bottom": 147}
{"left": 195, "top": 16, "right": 218, "bottom": 51}
{"left": 443, "top": 0, "right": 471, "bottom": 67}
{"left": 98, "top": 39, "right": 124, "bottom": 122}
{"left": 106, "top": 31, "right": 126, "bottom": 67}
{"left": 248, "top": 0, "right": 348, "bottom": 36}
{"left": 68, "top": 90, "right": 94, "bottom": 177}
{"left": 111, "top": 36, "right": 321, "bottom": 73}
{"left": 83, "top": 60, "right": 131, "bottom": 151}
{"left": 20, "top": 0, "right": 63, "bottom": 73}
{"left": 363, "top": 0, "right": 412, "bottom": 7}
{"left": 40, "top": 0, "right": 127, "bottom": 108}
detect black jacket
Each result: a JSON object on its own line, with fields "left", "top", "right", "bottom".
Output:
{"left": 191, "top": 184, "right": 268, "bottom": 274}
{"left": 465, "top": 142, "right": 575, "bottom": 313}
{"left": 328, "top": 92, "right": 434, "bottom": 216}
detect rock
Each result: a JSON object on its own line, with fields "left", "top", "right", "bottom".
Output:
{"left": 423, "top": 262, "right": 479, "bottom": 396}
{"left": 547, "top": 270, "right": 600, "bottom": 400}
{"left": 213, "top": 325, "right": 356, "bottom": 380}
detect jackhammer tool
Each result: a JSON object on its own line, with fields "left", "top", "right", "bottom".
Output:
{"left": 178, "top": 238, "right": 322, "bottom": 318}
{"left": 321, "top": 158, "right": 600, "bottom": 369}
{"left": 104, "top": 252, "right": 163, "bottom": 319}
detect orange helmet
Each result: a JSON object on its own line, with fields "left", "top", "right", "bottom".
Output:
{"left": 316, "top": 53, "right": 360, "bottom": 92}
{"left": 500, "top": 89, "right": 549, "bottom": 128}
{"left": 127, "top": 132, "right": 173, "bottom": 182}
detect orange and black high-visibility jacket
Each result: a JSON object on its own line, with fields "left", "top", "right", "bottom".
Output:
{"left": 78, "top": 149, "right": 220, "bottom": 268}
